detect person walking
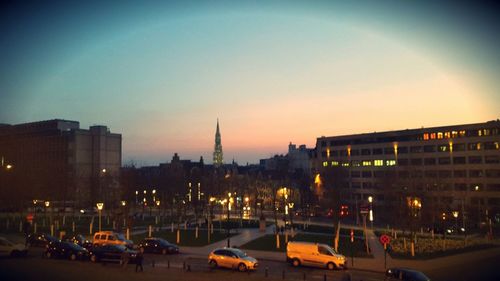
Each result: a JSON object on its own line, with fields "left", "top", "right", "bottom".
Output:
{"left": 135, "top": 248, "right": 144, "bottom": 272}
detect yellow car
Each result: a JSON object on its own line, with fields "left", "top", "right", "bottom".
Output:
{"left": 208, "top": 248, "right": 258, "bottom": 272}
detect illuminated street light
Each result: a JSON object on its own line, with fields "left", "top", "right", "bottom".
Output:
{"left": 102, "top": 168, "right": 106, "bottom": 173}
{"left": 45, "top": 201, "right": 50, "bottom": 208}
{"left": 96, "top": 202, "right": 104, "bottom": 231}
{"left": 6, "top": 164, "right": 13, "bottom": 170}
{"left": 121, "top": 200, "right": 126, "bottom": 207}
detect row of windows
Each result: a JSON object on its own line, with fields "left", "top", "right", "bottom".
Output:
{"left": 349, "top": 169, "right": 500, "bottom": 178}
{"left": 321, "top": 141, "right": 499, "bottom": 157}
{"left": 320, "top": 127, "right": 500, "bottom": 147}
{"left": 351, "top": 182, "right": 500, "bottom": 192}
{"left": 322, "top": 155, "right": 499, "bottom": 167}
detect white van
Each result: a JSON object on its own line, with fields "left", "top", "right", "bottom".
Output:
{"left": 286, "top": 241, "right": 346, "bottom": 270}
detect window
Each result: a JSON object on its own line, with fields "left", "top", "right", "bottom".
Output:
{"left": 423, "top": 133, "right": 429, "bottom": 140}
{"left": 321, "top": 141, "right": 326, "bottom": 147}
{"left": 362, "top": 171, "right": 372, "bottom": 178}
{"left": 339, "top": 150, "right": 348, "bottom": 156}
{"left": 362, "top": 182, "right": 372, "bottom": 189}
{"left": 455, "top": 183, "right": 466, "bottom": 190}
{"left": 398, "top": 146, "right": 408, "bottom": 154}
{"left": 361, "top": 149, "right": 371, "bottom": 155}
{"left": 437, "top": 145, "right": 448, "bottom": 152}
{"left": 372, "top": 148, "right": 383, "bottom": 155}
{"left": 424, "top": 158, "right": 436, "bottom": 165}
{"left": 424, "top": 145, "right": 436, "bottom": 153}
{"left": 351, "top": 149, "right": 360, "bottom": 156}
{"left": 424, "top": 170, "right": 437, "bottom": 178}
{"left": 331, "top": 161, "right": 339, "bottom": 166}
{"left": 439, "top": 170, "right": 452, "bottom": 178}
{"left": 437, "top": 132, "right": 443, "bottom": 139}
{"left": 398, "top": 159, "right": 409, "bottom": 166}
{"left": 318, "top": 246, "right": 333, "bottom": 256}
{"left": 374, "top": 160, "right": 383, "bottom": 166}
{"left": 485, "top": 156, "right": 499, "bottom": 164}
{"left": 485, "top": 170, "right": 500, "bottom": 178}
{"left": 430, "top": 133, "right": 436, "bottom": 139}
{"left": 444, "top": 132, "right": 451, "bottom": 138}
{"left": 469, "top": 170, "right": 483, "bottom": 178}
{"left": 411, "top": 158, "right": 422, "bottom": 165}
{"left": 331, "top": 150, "right": 338, "bottom": 157}
{"left": 486, "top": 184, "right": 500, "bottom": 191}
{"left": 438, "top": 157, "right": 451, "bottom": 165}
{"left": 459, "top": 130, "right": 466, "bottom": 137}
{"left": 468, "top": 143, "right": 481, "bottom": 151}
{"left": 411, "top": 170, "right": 423, "bottom": 178}
{"left": 399, "top": 171, "right": 409, "bottom": 178}
{"left": 321, "top": 151, "right": 327, "bottom": 157}
{"left": 484, "top": 142, "right": 499, "bottom": 150}
{"left": 452, "top": 143, "right": 465, "bottom": 151}
{"left": 351, "top": 182, "right": 361, "bottom": 189}
{"left": 410, "top": 146, "right": 422, "bottom": 153}
{"left": 322, "top": 161, "right": 328, "bottom": 167}
{"left": 453, "top": 157, "right": 466, "bottom": 164}
{"left": 341, "top": 162, "right": 350, "bottom": 167}
{"left": 468, "top": 156, "right": 482, "bottom": 164}
{"left": 386, "top": 160, "right": 396, "bottom": 166}
{"left": 454, "top": 170, "right": 466, "bottom": 178}
{"left": 384, "top": 147, "right": 395, "bottom": 154}
{"left": 351, "top": 171, "right": 361, "bottom": 178}
{"left": 362, "top": 160, "right": 372, "bottom": 166}
{"left": 352, "top": 160, "right": 360, "bottom": 167}
{"left": 373, "top": 171, "right": 384, "bottom": 178}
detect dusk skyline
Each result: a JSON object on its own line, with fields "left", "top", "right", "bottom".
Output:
{"left": 1, "top": 0, "right": 499, "bottom": 166}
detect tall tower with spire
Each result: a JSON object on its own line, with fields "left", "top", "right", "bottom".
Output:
{"left": 213, "top": 119, "right": 223, "bottom": 167}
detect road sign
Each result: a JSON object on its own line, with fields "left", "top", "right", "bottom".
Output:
{"left": 26, "top": 213, "right": 34, "bottom": 222}
{"left": 350, "top": 229, "right": 354, "bottom": 242}
{"left": 379, "top": 234, "right": 391, "bottom": 245}
{"left": 360, "top": 207, "right": 369, "bottom": 214}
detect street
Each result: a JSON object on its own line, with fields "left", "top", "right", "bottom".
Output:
{"left": 0, "top": 248, "right": 383, "bottom": 281}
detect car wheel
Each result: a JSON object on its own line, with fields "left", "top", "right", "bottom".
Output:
{"left": 161, "top": 249, "right": 167, "bottom": 255}
{"left": 292, "top": 258, "right": 301, "bottom": 267}
{"left": 238, "top": 263, "right": 247, "bottom": 272}
{"left": 90, "top": 254, "right": 97, "bottom": 263}
{"left": 70, "top": 253, "right": 77, "bottom": 261}
{"left": 209, "top": 260, "right": 217, "bottom": 269}
{"left": 327, "top": 262, "right": 336, "bottom": 270}
{"left": 46, "top": 252, "right": 52, "bottom": 259}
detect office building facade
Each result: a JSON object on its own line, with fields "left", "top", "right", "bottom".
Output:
{"left": 316, "top": 120, "right": 500, "bottom": 227}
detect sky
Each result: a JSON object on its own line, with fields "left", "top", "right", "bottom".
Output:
{"left": 1, "top": 0, "right": 499, "bottom": 166}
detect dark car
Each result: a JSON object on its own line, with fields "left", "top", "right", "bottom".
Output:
{"left": 26, "top": 233, "right": 58, "bottom": 247}
{"left": 63, "top": 234, "right": 93, "bottom": 250}
{"left": 89, "top": 244, "right": 137, "bottom": 263}
{"left": 386, "top": 268, "right": 431, "bottom": 281}
{"left": 138, "top": 237, "right": 179, "bottom": 255}
{"left": 45, "top": 241, "right": 89, "bottom": 261}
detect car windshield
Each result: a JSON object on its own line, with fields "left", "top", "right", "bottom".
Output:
{"left": 1, "top": 239, "right": 14, "bottom": 246}
{"left": 319, "top": 245, "right": 337, "bottom": 256}
{"left": 65, "top": 242, "right": 84, "bottom": 250}
{"left": 232, "top": 249, "right": 248, "bottom": 258}
{"left": 408, "top": 271, "right": 430, "bottom": 281}
{"left": 116, "top": 233, "right": 127, "bottom": 241}
{"left": 158, "top": 239, "right": 171, "bottom": 246}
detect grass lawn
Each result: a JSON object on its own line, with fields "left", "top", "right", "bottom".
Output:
{"left": 389, "top": 243, "right": 499, "bottom": 260}
{"left": 294, "top": 224, "right": 364, "bottom": 237}
{"left": 240, "top": 233, "right": 372, "bottom": 258}
{"left": 131, "top": 229, "right": 235, "bottom": 247}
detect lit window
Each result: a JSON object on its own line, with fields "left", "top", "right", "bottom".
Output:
{"left": 352, "top": 160, "right": 360, "bottom": 167}
{"left": 444, "top": 132, "right": 451, "bottom": 138}
{"left": 423, "top": 133, "right": 429, "bottom": 140}
{"left": 478, "top": 130, "right": 482, "bottom": 136}
{"left": 430, "top": 133, "right": 436, "bottom": 139}
{"left": 459, "top": 130, "right": 466, "bottom": 137}
{"left": 341, "top": 162, "right": 350, "bottom": 167}
{"left": 483, "top": 129, "right": 490, "bottom": 136}
{"left": 386, "top": 160, "right": 396, "bottom": 166}
{"left": 451, "top": 131, "right": 458, "bottom": 138}
{"left": 331, "top": 161, "right": 339, "bottom": 166}
{"left": 362, "top": 160, "right": 372, "bottom": 166}
{"left": 326, "top": 148, "right": 330, "bottom": 158}
{"left": 437, "top": 132, "right": 443, "bottom": 139}
{"left": 374, "top": 160, "right": 383, "bottom": 166}
{"left": 322, "top": 161, "right": 328, "bottom": 167}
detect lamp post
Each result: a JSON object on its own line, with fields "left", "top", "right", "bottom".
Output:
{"left": 368, "top": 196, "right": 374, "bottom": 229}
{"left": 227, "top": 192, "right": 232, "bottom": 247}
{"left": 452, "top": 211, "right": 459, "bottom": 234}
{"left": 96, "top": 203, "right": 104, "bottom": 231}
{"left": 45, "top": 201, "right": 51, "bottom": 225}
{"left": 135, "top": 191, "right": 138, "bottom": 205}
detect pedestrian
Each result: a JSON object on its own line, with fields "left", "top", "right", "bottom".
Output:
{"left": 121, "top": 250, "right": 129, "bottom": 269}
{"left": 135, "top": 248, "right": 144, "bottom": 272}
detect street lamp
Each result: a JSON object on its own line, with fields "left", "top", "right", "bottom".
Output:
{"left": 121, "top": 200, "right": 126, "bottom": 207}
{"left": 135, "top": 190, "right": 138, "bottom": 204}
{"left": 452, "top": 211, "right": 459, "bottom": 233}
{"left": 368, "top": 196, "right": 374, "bottom": 229}
{"left": 96, "top": 202, "right": 104, "bottom": 231}
{"left": 227, "top": 192, "right": 232, "bottom": 247}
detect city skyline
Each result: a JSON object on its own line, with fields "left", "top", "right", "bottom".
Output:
{"left": 1, "top": 1, "right": 499, "bottom": 165}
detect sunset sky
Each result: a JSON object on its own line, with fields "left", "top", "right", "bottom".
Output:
{"left": 1, "top": 0, "right": 499, "bottom": 165}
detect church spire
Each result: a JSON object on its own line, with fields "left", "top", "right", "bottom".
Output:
{"left": 213, "top": 119, "right": 223, "bottom": 167}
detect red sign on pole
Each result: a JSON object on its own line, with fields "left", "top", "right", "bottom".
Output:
{"left": 379, "top": 234, "right": 391, "bottom": 245}
{"left": 26, "top": 213, "right": 34, "bottom": 222}
{"left": 350, "top": 229, "right": 354, "bottom": 242}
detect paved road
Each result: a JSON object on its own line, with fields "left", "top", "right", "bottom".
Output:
{"left": 0, "top": 248, "right": 383, "bottom": 281}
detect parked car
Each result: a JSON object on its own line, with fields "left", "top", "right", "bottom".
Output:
{"left": 26, "top": 233, "right": 58, "bottom": 248}
{"left": 45, "top": 241, "right": 89, "bottom": 261}
{"left": 89, "top": 244, "right": 137, "bottom": 263}
{"left": 63, "top": 234, "right": 93, "bottom": 250}
{"left": 92, "top": 231, "right": 133, "bottom": 248}
{"left": 385, "top": 268, "right": 431, "bottom": 281}
{"left": 0, "top": 237, "right": 28, "bottom": 257}
{"left": 138, "top": 237, "right": 179, "bottom": 255}
{"left": 286, "top": 241, "right": 346, "bottom": 270}
{"left": 208, "top": 248, "right": 258, "bottom": 272}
